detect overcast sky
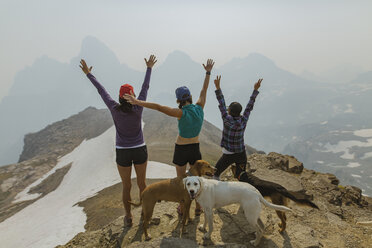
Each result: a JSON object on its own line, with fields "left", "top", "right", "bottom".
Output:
{"left": 1, "top": 0, "right": 371, "bottom": 101}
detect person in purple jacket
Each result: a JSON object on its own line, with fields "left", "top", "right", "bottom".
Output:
{"left": 213, "top": 75, "right": 262, "bottom": 180}
{"left": 79, "top": 55, "right": 157, "bottom": 227}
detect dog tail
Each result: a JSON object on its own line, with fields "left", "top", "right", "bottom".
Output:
{"left": 259, "top": 194, "right": 292, "bottom": 212}
{"left": 239, "top": 172, "right": 319, "bottom": 209}
{"left": 273, "top": 188, "right": 319, "bottom": 209}
{"left": 287, "top": 196, "right": 319, "bottom": 209}
{"left": 128, "top": 199, "right": 142, "bottom": 207}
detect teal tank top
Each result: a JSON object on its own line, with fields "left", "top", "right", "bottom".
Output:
{"left": 178, "top": 104, "right": 204, "bottom": 138}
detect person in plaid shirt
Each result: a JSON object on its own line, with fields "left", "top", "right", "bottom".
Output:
{"left": 213, "top": 76, "right": 263, "bottom": 180}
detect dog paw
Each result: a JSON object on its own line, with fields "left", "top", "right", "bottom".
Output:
{"left": 145, "top": 234, "right": 152, "bottom": 241}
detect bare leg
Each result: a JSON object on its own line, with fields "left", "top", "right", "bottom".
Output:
{"left": 134, "top": 161, "right": 148, "bottom": 196}
{"left": 117, "top": 164, "right": 132, "bottom": 218}
{"left": 176, "top": 165, "right": 187, "bottom": 215}
{"left": 176, "top": 164, "right": 187, "bottom": 177}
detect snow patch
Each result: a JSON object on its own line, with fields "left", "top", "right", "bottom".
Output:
{"left": 316, "top": 161, "right": 324, "bottom": 164}
{"left": 322, "top": 138, "right": 372, "bottom": 160}
{"left": 320, "top": 121, "right": 328, "bottom": 125}
{"left": 354, "top": 129, "right": 372, "bottom": 138}
{"left": 0, "top": 126, "right": 176, "bottom": 248}
{"left": 344, "top": 104, "right": 354, "bottom": 113}
{"left": 347, "top": 162, "right": 361, "bottom": 168}
{"left": 351, "top": 174, "right": 361, "bottom": 178}
{"left": 361, "top": 151, "right": 372, "bottom": 159}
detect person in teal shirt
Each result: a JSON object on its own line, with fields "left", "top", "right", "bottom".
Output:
{"left": 124, "top": 58, "right": 215, "bottom": 216}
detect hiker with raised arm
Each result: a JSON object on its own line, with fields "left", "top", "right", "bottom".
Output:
{"left": 212, "top": 76, "right": 262, "bottom": 180}
{"left": 124, "top": 59, "right": 215, "bottom": 216}
{"left": 79, "top": 55, "right": 157, "bottom": 227}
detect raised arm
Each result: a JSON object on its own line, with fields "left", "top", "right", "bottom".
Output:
{"left": 79, "top": 59, "right": 117, "bottom": 110}
{"left": 214, "top": 75, "right": 228, "bottom": 120}
{"left": 196, "top": 59, "right": 215, "bottom": 109}
{"left": 138, "top": 55, "right": 157, "bottom": 101}
{"left": 242, "top": 78, "right": 262, "bottom": 122}
{"left": 123, "top": 94, "right": 182, "bottom": 118}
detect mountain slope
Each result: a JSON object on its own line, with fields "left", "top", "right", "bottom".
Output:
{"left": 0, "top": 106, "right": 246, "bottom": 247}
{"left": 284, "top": 114, "right": 372, "bottom": 196}
{"left": 0, "top": 107, "right": 371, "bottom": 247}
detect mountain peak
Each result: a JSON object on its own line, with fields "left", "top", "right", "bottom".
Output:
{"left": 76, "top": 36, "right": 119, "bottom": 65}
{"left": 163, "top": 50, "right": 194, "bottom": 64}
{"left": 81, "top": 36, "right": 108, "bottom": 51}
{"left": 245, "top": 53, "right": 276, "bottom": 66}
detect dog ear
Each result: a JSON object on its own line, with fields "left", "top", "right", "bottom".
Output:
{"left": 197, "top": 176, "right": 203, "bottom": 189}
{"left": 183, "top": 177, "right": 188, "bottom": 189}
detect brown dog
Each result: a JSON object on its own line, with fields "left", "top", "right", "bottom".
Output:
{"left": 130, "top": 160, "right": 215, "bottom": 240}
{"left": 231, "top": 164, "right": 318, "bottom": 232}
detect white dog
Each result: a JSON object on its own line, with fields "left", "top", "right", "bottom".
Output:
{"left": 183, "top": 176, "right": 292, "bottom": 246}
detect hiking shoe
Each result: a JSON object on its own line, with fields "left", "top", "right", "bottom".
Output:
{"left": 124, "top": 216, "right": 133, "bottom": 227}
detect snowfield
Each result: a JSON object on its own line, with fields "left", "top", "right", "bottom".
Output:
{"left": 323, "top": 138, "right": 372, "bottom": 160}
{"left": 0, "top": 126, "right": 176, "bottom": 248}
{"left": 354, "top": 129, "right": 372, "bottom": 138}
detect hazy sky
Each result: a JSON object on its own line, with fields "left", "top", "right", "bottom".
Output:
{"left": 1, "top": 0, "right": 371, "bottom": 101}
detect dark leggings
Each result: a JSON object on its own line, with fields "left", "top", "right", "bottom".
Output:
{"left": 214, "top": 150, "right": 247, "bottom": 178}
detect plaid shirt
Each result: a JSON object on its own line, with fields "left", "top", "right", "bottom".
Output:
{"left": 215, "top": 89, "right": 259, "bottom": 153}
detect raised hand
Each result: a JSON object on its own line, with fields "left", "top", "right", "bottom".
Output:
{"left": 214, "top": 75, "right": 221, "bottom": 90}
{"left": 145, "top": 55, "right": 157, "bottom": 68}
{"left": 254, "top": 78, "right": 263, "bottom": 91}
{"left": 79, "top": 59, "right": 92, "bottom": 75}
{"left": 203, "top": 59, "right": 215, "bottom": 73}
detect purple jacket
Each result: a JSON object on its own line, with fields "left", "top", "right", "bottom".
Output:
{"left": 87, "top": 67, "right": 152, "bottom": 147}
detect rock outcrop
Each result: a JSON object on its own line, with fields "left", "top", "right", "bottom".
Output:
{"left": 58, "top": 153, "right": 372, "bottom": 248}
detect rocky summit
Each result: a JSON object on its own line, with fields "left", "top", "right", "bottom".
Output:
{"left": 58, "top": 153, "right": 372, "bottom": 248}
{"left": 1, "top": 107, "right": 371, "bottom": 248}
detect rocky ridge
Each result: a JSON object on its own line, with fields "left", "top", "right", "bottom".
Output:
{"left": 58, "top": 153, "right": 372, "bottom": 248}
{"left": 0, "top": 107, "right": 113, "bottom": 222}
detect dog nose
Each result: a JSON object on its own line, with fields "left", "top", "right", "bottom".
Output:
{"left": 190, "top": 190, "right": 194, "bottom": 194}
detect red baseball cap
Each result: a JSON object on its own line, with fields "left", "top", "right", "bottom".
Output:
{"left": 119, "top": 84, "right": 134, "bottom": 98}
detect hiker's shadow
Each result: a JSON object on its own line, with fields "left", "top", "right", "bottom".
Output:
{"left": 129, "top": 217, "right": 144, "bottom": 243}
{"left": 216, "top": 206, "right": 286, "bottom": 247}
{"left": 114, "top": 215, "right": 145, "bottom": 247}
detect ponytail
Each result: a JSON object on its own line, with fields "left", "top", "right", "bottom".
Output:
{"left": 115, "top": 97, "right": 133, "bottom": 112}
{"left": 177, "top": 95, "right": 193, "bottom": 109}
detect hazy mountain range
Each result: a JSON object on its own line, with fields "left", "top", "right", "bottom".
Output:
{"left": 0, "top": 36, "right": 371, "bottom": 194}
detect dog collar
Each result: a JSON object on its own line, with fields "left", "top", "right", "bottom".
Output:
{"left": 194, "top": 184, "right": 203, "bottom": 200}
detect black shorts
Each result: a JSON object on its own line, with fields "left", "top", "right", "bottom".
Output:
{"left": 173, "top": 143, "right": 202, "bottom": 167}
{"left": 214, "top": 150, "right": 247, "bottom": 177}
{"left": 116, "top": 145, "right": 148, "bottom": 167}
